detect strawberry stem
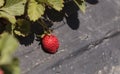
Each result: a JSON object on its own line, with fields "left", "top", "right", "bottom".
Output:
{"left": 11, "top": 24, "right": 15, "bottom": 36}
{"left": 37, "top": 19, "right": 51, "bottom": 34}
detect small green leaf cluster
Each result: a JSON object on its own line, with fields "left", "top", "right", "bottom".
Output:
{"left": 0, "top": 0, "right": 86, "bottom": 37}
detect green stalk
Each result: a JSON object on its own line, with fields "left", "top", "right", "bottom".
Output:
{"left": 37, "top": 19, "right": 51, "bottom": 33}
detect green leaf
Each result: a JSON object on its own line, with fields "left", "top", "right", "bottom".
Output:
{"left": 0, "top": 11, "right": 16, "bottom": 24}
{"left": 0, "top": 0, "right": 4, "bottom": 7}
{"left": 37, "top": 0, "right": 64, "bottom": 11}
{"left": 14, "top": 19, "right": 31, "bottom": 37}
{"left": 0, "top": 0, "right": 26, "bottom": 24}
{"left": 0, "top": 32, "right": 18, "bottom": 65}
{"left": 9, "top": 58, "right": 20, "bottom": 74}
{"left": 0, "top": 0, "right": 26, "bottom": 16}
{"left": 28, "top": 0, "right": 45, "bottom": 21}
{"left": 74, "top": 0, "right": 86, "bottom": 13}
{"left": 47, "top": 0, "right": 64, "bottom": 11}
{"left": 2, "top": 58, "right": 20, "bottom": 74}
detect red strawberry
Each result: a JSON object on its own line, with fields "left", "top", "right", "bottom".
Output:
{"left": 0, "top": 68, "right": 4, "bottom": 74}
{"left": 42, "top": 34, "right": 59, "bottom": 54}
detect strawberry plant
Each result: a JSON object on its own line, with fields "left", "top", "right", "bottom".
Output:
{"left": 0, "top": 0, "right": 86, "bottom": 74}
